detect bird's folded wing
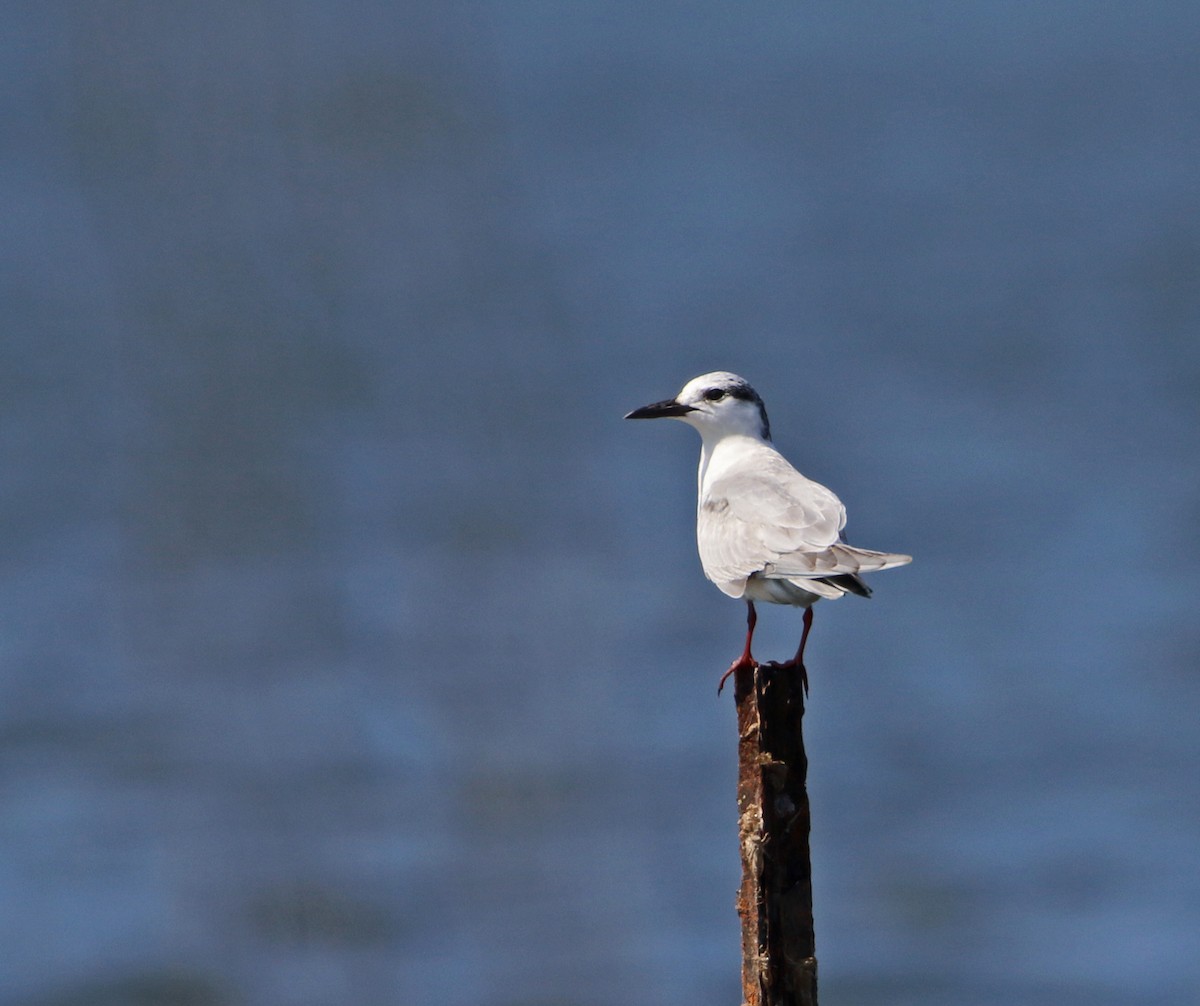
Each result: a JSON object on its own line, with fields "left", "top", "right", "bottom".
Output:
{"left": 761, "top": 542, "right": 912, "bottom": 579}
{"left": 697, "top": 460, "right": 847, "bottom": 594}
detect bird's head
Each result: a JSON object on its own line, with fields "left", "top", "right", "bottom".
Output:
{"left": 625, "top": 371, "right": 771, "bottom": 442}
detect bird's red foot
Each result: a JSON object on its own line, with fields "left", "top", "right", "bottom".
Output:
{"left": 717, "top": 654, "right": 758, "bottom": 696}
{"left": 719, "top": 600, "right": 760, "bottom": 696}
{"left": 761, "top": 606, "right": 813, "bottom": 696}
{"left": 761, "top": 657, "right": 809, "bottom": 697}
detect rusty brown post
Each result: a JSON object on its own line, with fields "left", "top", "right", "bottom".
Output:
{"left": 734, "top": 663, "right": 818, "bottom": 1006}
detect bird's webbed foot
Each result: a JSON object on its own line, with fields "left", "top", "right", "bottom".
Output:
{"left": 717, "top": 652, "right": 758, "bottom": 696}
{"left": 760, "top": 655, "right": 809, "bottom": 697}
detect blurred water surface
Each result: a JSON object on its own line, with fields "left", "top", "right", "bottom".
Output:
{"left": 3, "top": 3, "right": 1199, "bottom": 1004}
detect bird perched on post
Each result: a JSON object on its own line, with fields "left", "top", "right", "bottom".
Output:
{"left": 626, "top": 371, "right": 911, "bottom": 694}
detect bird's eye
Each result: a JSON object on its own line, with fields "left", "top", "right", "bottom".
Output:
{"left": 703, "top": 388, "right": 726, "bottom": 402}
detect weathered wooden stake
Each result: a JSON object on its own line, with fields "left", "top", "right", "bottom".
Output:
{"left": 734, "top": 662, "right": 818, "bottom": 1006}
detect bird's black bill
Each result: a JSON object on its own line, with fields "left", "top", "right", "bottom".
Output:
{"left": 624, "top": 399, "right": 696, "bottom": 420}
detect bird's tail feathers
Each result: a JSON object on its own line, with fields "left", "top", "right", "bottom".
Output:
{"left": 763, "top": 543, "right": 912, "bottom": 580}
{"left": 818, "top": 572, "right": 872, "bottom": 598}
{"left": 831, "top": 544, "right": 913, "bottom": 573}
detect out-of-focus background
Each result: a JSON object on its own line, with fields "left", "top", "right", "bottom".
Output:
{"left": 4, "top": 3, "right": 1198, "bottom": 1004}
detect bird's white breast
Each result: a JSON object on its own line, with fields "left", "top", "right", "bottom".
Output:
{"left": 697, "top": 433, "right": 767, "bottom": 502}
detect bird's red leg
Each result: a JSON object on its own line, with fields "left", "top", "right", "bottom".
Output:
{"left": 769, "top": 606, "right": 813, "bottom": 695}
{"left": 795, "top": 606, "right": 813, "bottom": 695}
{"left": 717, "top": 601, "right": 758, "bottom": 695}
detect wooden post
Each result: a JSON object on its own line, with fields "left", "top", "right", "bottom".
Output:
{"left": 734, "top": 663, "right": 818, "bottom": 1006}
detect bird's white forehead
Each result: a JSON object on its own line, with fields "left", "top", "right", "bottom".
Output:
{"left": 678, "top": 371, "right": 752, "bottom": 399}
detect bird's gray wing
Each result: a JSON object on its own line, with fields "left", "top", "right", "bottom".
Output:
{"left": 762, "top": 542, "right": 913, "bottom": 579}
{"left": 697, "top": 453, "right": 847, "bottom": 597}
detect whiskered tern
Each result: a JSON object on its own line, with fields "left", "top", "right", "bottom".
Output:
{"left": 626, "top": 371, "right": 911, "bottom": 694}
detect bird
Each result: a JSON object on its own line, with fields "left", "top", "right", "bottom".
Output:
{"left": 625, "top": 371, "right": 911, "bottom": 695}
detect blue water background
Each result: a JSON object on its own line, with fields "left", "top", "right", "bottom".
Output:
{"left": 3, "top": 4, "right": 1198, "bottom": 1004}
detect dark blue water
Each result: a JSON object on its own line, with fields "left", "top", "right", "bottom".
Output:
{"left": 3, "top": 3, "right": 1198, "bottom": 1004}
